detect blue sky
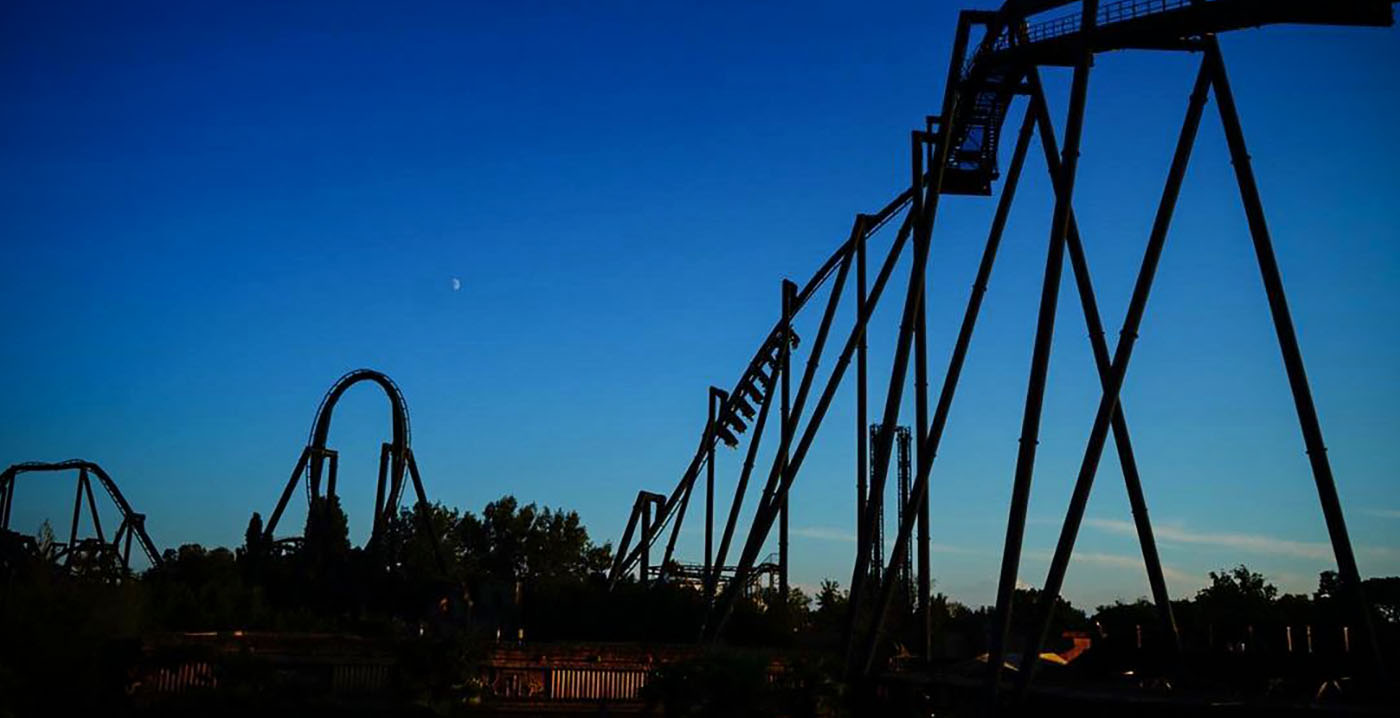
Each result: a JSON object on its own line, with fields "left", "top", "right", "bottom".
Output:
{"left": 2, "top": 1, "right": 1397, "bottom": 611}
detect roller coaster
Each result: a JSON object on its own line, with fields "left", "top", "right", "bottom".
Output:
{"left": 605, "top": 0, "right": 1397, "bottom": 699}
{"left": 261, "top": 368, "right": 445, "bottom": 567}
{"left": 1, "top": 0, "right": 1395, "bottom": 711}
{"left": 0, "top": 460, "right": 162, "bottom": 573}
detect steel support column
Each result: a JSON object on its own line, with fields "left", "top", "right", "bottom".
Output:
{"left": 779, "top": 280, "right": 796, "bottom": 597}
{"left": 326, "top": 450, "right": 339, "bottom": 502}
{"left": 613, "top": 497, "right": 644, "bottom": 581}
{"left": 66, "top": 469, "right": 86, "bottom": 567}
{"left": 82, "top": 472, "right": 105, "bottom": 543}
{"left": 1018, "top": 58, "right": 1212, "bottom": 690}
{"left": 849, "top": 132, "right": 932, "bottom": 602}
{"left": 1206, "top": 38, "right": 1384, "bottom": 677}
{"left": 914, "top": 253, "right": 932, "bottom": 660}
{"left": 856, "top": 101, "right": 1038, "bottom": 676}
{"left": 405, "top": 450, "right": 448, "bottom": 575}
{"left": 988, "top": 0, "right": 1098, "bottom": 695}
{"left": 716, "top": 250, "right": 851, "bottom": 604}
{"left": 373, "top": 442, "right": 391, "bottom": 538}
{"left": 381, "top": 447, "right": 409, "bottom": 521}
{"left": 845, "top": 12, "right": 974, "bottom": 671}
{"left": 707, "top": 208, "right": 914, "bottom": 640}
{"left": 856, "top": 214, "right": 870, "bottom": 564}
{"left": 641, "top": 496, "right": 653, "bottom": 581}
{"left": 264, "top": 447, "right": 311, "bottom": 539}
{"left": 0, "top": 477, "right": 10, "bottom": 531}
{"left": 1027, "top": 63, "right": 1186, "bottom": 655}
{"left": 917, "top": 119, "right": 936, "bottom": 659}
{"left": 714, "top": 353, "right": 781, "bottom": 576}
{"left": 846, "top": 130, "right": 936, "bottom": 666}
{"left": 706, "top": 386, "right": 721, "bottom": 596}
{"left": 659, "top": 464, "right": 695, "bottom": 582}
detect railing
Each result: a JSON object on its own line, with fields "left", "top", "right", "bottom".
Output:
{"left": 987, "top": 0, "right": 1195, "bottom": 54}
{"left": 549, "top": 668, "right": 649, "bottom": 701}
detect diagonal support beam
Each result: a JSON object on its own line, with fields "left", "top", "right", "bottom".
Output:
{"left": 915, "top": 119, "right": 935, "bottom": 661}
{"left": 372, "top": 442, "right": 392, "bottom": 540}
{"left": 1026, "top": 64, "right": 1184, "bottom": 656}
{"left": 855, "top": 215, "right": 870, "bottom": 581}
{"left": 778, "top": 280, "right": 796, "bottom": 598}
{"left": 987, "top": 0, "right": 1098, "bottom": 696}
{"left": 659, "top": 463, "right": 696, "bottom": 581}
{"left": 705, "top": 206, "right": 916, "bottom": 641}
{"left": 1205, "top": 38, "right": 1385, "bottom": 678}
{"left": 713, "top": 315, "right": 784, "bottom": 584}
{"left": 264, "top": 447, "right": 310, "bottom": 540}
{"left": 610, "top": 495, "right": 645, "bottom": 581}
{"left": 405, "top": 449, "right": 448, "bottom": 576}
{"left": 66, "top": 469, "right": 86, "bottom": 567}
{"left": 1018, "top": 57, "right": 1212, "bottom": 692}
{"left": 82, "top": 470, "right": 105, "bottom": 543}
{"left": 844, "top": 11, "right": 975, "bottom": 671}
{"left": 845, "top": 129, "right": 942, "bottom": 671}
{"left": 855, "top": 100, "right": 1039, "bottom": 677}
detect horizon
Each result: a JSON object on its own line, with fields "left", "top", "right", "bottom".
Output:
{"left": 3, "top": 0, "right": 1399, "bottom": 613}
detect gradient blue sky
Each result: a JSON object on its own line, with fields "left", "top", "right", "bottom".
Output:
{"left": 2, "top": 1, "right": 1398, "bottom": 610}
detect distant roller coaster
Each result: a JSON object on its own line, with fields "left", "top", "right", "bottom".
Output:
{"left": 0, "top": 459, "right": 163, "bottom": 572}
{"left": 262, "top": 369, "right": 444, "bottom": 569}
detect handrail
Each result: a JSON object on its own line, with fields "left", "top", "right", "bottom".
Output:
{"left": 987, "top": 0, "right": 1192, "bottom": 54}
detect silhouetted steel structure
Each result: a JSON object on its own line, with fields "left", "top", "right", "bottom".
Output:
{"left": 650, "top": 553, "right": 783, "bottom": 597}
{"left": 609, "top": 0, "right": 1395, "bottom": 702}
{"left": 0, "top": 459, "right": 162, "bottom": 571}
{"left": 864, "top": 423, "right": 913, "bottom": 590}
{"left": 262, "top": 369, "right": 444, "bottom": 568}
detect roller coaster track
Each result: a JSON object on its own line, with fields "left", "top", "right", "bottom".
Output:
{"left": 607, "top": 188, "right": 913, "bottom": 585}
{"left": 942, "top": 0, "right": 1396, "bottom": 195}
{"left": 608, "top": 0, "right": 1396, "bottom": 700}
{"left": 0, "top": 459, "right": 163, "bottom": 570}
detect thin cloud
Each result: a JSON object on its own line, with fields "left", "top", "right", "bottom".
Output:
{"left": 1024, "top": 548, "right": 1197, "bottom": 587}
{"left": 791, "top": 527, "right": 976, "bottom": 555}
{"left": 1363, "top": 508, "right": 1400, "bottom": 519}
{"left": 792, "top": 526, "right": 855, "bottom": 543}
{"left": 1086, "top": 517, "right": 1398, "bottom": 562}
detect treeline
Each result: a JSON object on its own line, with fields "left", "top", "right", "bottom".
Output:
{"left": 140, "top": 495, "right": 626, "bottom": 636}
{"left": 3, "top": 493, "right": 1398, "bottom": 713}
{"left": 815, "top": 564, "right": 1400, "bottom": 666}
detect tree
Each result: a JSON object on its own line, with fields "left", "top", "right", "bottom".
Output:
{"left": 243, "top": 512, "right": 264, "bottom": 555}
{"left": 300, "top": 495, "right": 352, "bottom": 612}
{"left": 379, "top": 501, "right": 461, "bottom": 580}
{"left": 815, "top": 579, "right": 846, "bottom": 614}
{"left": 35, "top": 519, "right": 58, "bottom": 562}
{"left": 1198, "top": 565, "right": 1278, "bottom": 605}
{"left": 455, "top": 496, "right": 611, "bottom": 582}
{"left": 1196, "top": 564, "right": 1279, "bottom": 648}
{"left": 1362, "top": 576, "right": 1400, "bottom": 624}
{"left": 239, "top": 512, "right": 266, "bottom": 581}
{"left": 303, "top": 495, "right": 350, "bottom": 567}
{"left": 1315, "top": 569, "right": 1343, "bottom": 602}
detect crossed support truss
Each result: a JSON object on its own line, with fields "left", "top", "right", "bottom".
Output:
{"left": 613, "top": 0, "right": 1390, "bottom": 698}
{"left": 979, "top": 10, "right": 1387, "bottom": 700}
